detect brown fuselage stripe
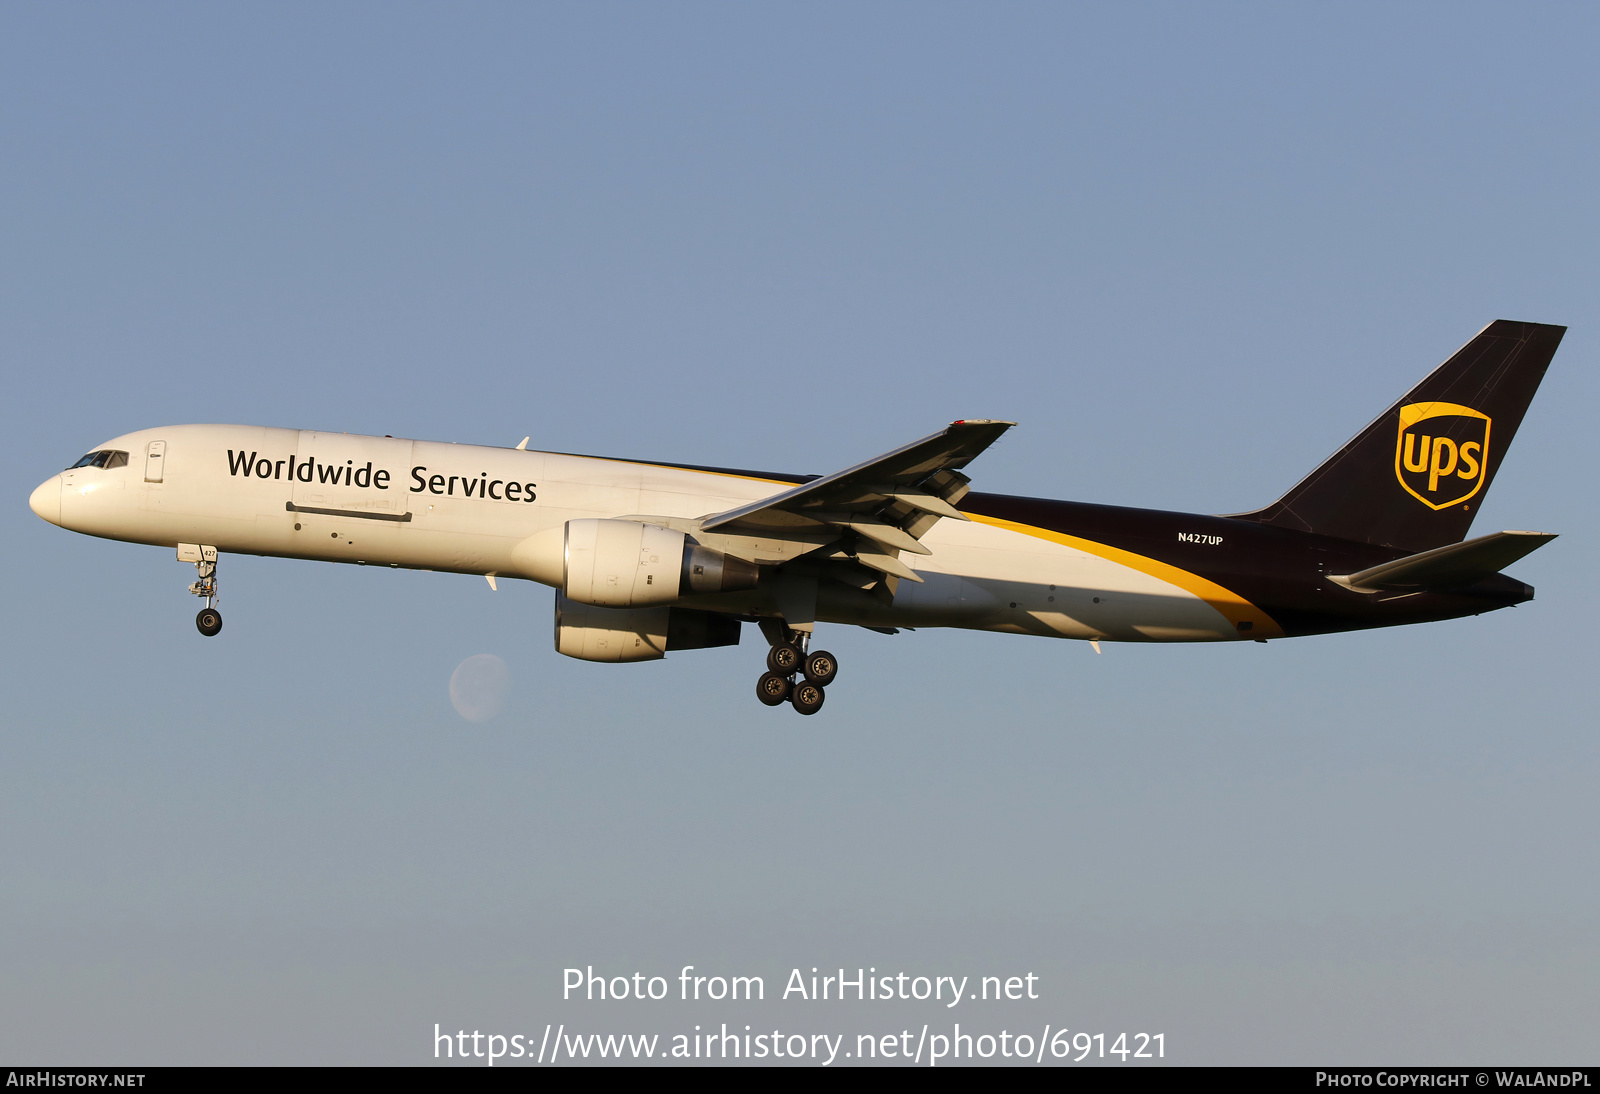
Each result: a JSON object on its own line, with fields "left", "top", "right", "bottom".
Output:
{"left": 968, "top": 513, "right": 1286, "bottom": 639}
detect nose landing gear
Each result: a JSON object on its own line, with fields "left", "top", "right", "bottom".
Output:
{"left": 179, "top": 543, "right": 222, "bottom": 637}
{"left": 755, "top": 622, "right": 838, "bottom": 715}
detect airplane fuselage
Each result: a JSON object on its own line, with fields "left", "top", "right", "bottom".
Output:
{"left": 29, "top": 424, "right": 1530, "bottom": 646}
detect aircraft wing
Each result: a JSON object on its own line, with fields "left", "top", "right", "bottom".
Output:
{"left": 699, "top": 419, "right": 1014, "bottom": 582}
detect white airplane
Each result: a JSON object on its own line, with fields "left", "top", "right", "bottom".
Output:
{"left": 29, "top": 321, "right": 1564, "bottom": 714}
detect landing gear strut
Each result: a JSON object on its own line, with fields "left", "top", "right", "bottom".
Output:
{"left": 181, "top": 543, "right": 222, "bottom": 637}
{"left": 755, "top": 622, "right": 838, "bottom": 715}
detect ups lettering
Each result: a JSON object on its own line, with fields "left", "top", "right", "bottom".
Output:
{"left": 1394, "top": 402, "right": 1492, "bottom": 511}
{"left": 1401, "top": 434, "right": 1484, "bottom": 491}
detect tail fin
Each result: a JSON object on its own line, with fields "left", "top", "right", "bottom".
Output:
{"left": 1236, "top": 320, "right": 1565, "bottom": 551}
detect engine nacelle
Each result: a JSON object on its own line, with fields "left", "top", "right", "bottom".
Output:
{"left": 562, "top": 518, "right": 759, "bottom": 608}
{"left": 553, "top": 594, "right": 742, "bottom": 663}
{"left": 554, "top": 593, "right": 669, "bottom": 662}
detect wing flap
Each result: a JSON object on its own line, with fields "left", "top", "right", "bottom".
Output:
{"left": 855, "top": 551, "right": 925, "bottom": 582}
{"left": 886, "top": 490, "right": 969, "bottom": 520}
{"left": 845, "top": 520, "right": 933, "bottom": 555}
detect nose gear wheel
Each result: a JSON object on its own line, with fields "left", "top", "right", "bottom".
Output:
{"left": 183, "top": 546, "right": 223, "bottom": 637}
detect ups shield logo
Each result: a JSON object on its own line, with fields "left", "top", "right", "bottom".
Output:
{"left": 1395, "top": 401, "right": 1492, "bottom": 510}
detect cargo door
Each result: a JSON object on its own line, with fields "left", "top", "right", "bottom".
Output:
{"left": 288, "top": 431, "right": 413, "bottom": 556}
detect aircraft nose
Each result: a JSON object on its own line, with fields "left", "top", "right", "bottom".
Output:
{"left": 29, "top": 476, "right": 61, "bottom": 525}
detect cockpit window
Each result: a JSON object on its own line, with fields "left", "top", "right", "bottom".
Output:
{"left": 67, "top": 450, "right": 128, "bottom": 470}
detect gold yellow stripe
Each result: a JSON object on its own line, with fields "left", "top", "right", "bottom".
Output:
{"left": 556, "top": 452, "right": 798, "bottom": 488}
{"left": 970, "top": 514, "right": 1285, "bottom": 639}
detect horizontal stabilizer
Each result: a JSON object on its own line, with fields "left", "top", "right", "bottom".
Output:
{"left": 1330, "top": 530, "right": 1556, "bottom": 592}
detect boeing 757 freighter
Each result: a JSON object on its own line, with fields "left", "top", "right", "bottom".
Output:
{"left": 29, "top": 320, "right": 1563, "bottom": 714}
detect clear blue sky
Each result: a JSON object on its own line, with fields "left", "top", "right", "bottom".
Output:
{"left": 2, "top": 1, "right": 1596, "bottom": 1064}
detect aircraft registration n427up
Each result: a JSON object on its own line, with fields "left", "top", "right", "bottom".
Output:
{"left": 30, "top": 320, "right": 1564, "bottom": 715}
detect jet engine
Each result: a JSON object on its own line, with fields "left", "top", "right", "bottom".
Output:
{"left": 554, "top": 594, "right": 669, "bottom": 662}
{"left": 554, "top": 594, "right": 742, "bottom": 663}
{"left": 562, "top": 518, "right": 759, "bottom": 608}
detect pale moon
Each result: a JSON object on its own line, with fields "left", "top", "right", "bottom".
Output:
{"left": 449, "top": 654, "right": 509, "bottom": 722}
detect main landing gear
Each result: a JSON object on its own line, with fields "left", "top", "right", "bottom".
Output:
{"left": 181, "top": 543, "right": 223, "bottom": 637}
{"left": 754, "top": 626, "right": 838, "bottom": 715}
